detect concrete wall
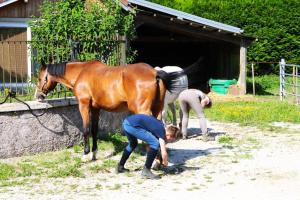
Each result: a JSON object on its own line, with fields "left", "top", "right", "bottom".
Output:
{"left": 0, "top": 97, "right": 128, "bottom": 158}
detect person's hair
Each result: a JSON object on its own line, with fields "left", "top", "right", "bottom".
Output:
{"left": 206, "top": 97, "right": 212, "bottom": 108}
{"left": 166, "top": 125, "right": 182, "bottom": 139}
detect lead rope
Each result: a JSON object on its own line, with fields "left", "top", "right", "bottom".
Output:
{"left": 0, "top": 91, "right": 46, "bottom": 117}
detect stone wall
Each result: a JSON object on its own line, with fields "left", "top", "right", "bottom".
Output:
{"left": 0, "top": 98, "right": 128, "bottom": 158}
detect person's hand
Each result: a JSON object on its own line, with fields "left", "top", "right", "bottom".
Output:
{"left": 201, "top": 96, "right": 210, "bottom": 108}
{"left": 159, "top": 138, "right": 168, "bottom": 166}
{"left": 161, "top": 151, "right": 168, "bottom": 166}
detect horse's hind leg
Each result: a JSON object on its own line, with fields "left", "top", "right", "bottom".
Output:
{"left": 78, "top": 102, "right": 91, "bottom": 156}
{"left": 169, "top": 102, "right": 177, "bottom": 125}
{"left": 91, "top": 108, "right": 100, "bottom": 161}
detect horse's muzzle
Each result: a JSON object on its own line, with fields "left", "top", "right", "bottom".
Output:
{"left": 35, "top": 89, "right": 47, "bottom": 102}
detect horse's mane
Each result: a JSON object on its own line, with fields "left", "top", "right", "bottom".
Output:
{"left": 46, "top": 62, "right": 67, "bottom": 76}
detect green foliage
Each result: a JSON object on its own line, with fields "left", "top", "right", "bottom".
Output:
{"left": 247, "top": 75, "right": 280, "bottom": 95}
{"left": 29, "top": 0, "right": 135, "bottom": 64}
{"left": 149, "top": 0, "right": 300, "bottom": 74}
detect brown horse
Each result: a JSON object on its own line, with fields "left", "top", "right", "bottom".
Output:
{"left": 35, "top": 60, "right": 185, "bottom": 160}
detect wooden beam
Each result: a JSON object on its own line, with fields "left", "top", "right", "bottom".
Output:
{"left": 238, "top": 39, "right": 247, "bottom": 94}
{"left": 133, "top": 36, "right": 210, "bottom": 43}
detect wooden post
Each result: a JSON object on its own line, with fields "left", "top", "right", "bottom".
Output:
{"left": 238, "top": 39, "right": 247, "bottom": 95}
{"left": 119, "top": 35, "right": 126, "bottom": 65}
{"left": 27, "top": 26, "right": 32, "bottom": 81}
{"left": 251, "top": 62, "right": 255, "bottom": 96}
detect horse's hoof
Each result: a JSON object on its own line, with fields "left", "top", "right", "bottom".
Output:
{"left": 82, "top": 154, "right": 90, "bottom": 162}
{"left": 92, "top": 151, "right": 97, "bottom": 161}
{"left": 182, "top": 135, "right": 188, "bottom": 140}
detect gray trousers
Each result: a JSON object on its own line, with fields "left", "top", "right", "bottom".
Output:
{"left": 178, "top": 89, "right": 207, "bottom": 137}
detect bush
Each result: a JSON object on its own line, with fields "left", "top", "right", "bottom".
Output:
{"left": 247, "top": 75, "right": 279, "bottom": 95}
{"left": 30, "top": 0, "right": 135, "bottom": 64}
{"left": 149, "top": 0, "right": 300, "bottom": 75}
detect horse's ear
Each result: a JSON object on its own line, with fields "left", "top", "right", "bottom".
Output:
{"left": 40, "top": 60, "right": 47, "bottom": 71}
{"left": 41, "top": 60, "right": 46, "bottom": 67}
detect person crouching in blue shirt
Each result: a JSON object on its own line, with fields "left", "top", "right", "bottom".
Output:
{"left": 116, "top": 114, "right": 178, "bottom": 179}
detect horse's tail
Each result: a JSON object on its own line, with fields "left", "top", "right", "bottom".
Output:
{"left": 156, "top": 70, "right": 186, "bottom": 93}
{"left": 183, "top": 56, "right": 204, "bottom": 75}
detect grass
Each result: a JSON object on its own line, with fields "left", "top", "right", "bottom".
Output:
{"left": 246, "top": 74, "right": 280, "bottom": 95}
{"left": 167, "top": 75, "right": 300, "bottom": 129}
{"left": 218, "top": 135, "right": 234, "bottom": 147}
{"left": 0, "top": 163, "right": 16, "bottom": 180}
{"left": 0, "top": 133, "right": 131, "bottom": 187}
{"left": 89, "top": 159, "right": 117, "bottom": 174}
{"left": 205, "top": 98, "right": 300, "bottom": 128}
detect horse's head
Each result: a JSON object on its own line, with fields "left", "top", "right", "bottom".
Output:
{"left": 35, "top": 64, "right": 58, "bottom": 101}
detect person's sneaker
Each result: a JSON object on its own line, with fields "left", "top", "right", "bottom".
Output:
{"left": 115, "top": 164, "right": 129, "bottom": 174}
{"left": 141, "top": 166, "right": 160, "bottom": 179}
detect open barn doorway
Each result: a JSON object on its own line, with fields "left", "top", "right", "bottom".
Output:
{"left": 131, "top": 24, "right": 240, "bottom": 92}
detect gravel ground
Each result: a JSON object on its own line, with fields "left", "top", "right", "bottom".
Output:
{"left": 0, "top": 118, "right": 300, "bottom": 200}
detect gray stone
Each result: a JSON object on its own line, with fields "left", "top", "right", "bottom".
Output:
{"left": 0, "top": 99, "right": 127, "bottom": 158}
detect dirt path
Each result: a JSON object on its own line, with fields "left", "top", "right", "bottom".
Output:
{"left": 1, "top": 119, "right": 300, "bottom": 200}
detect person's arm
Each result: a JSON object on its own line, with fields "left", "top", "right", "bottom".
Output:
{"left": 196, "top": 90, "right": 209, "bottom": 108}
{"left": 195, "top": 90, "right": 206, "bottom": 100}
{"left": 159, "top": 138, "right": 168, "bottom": 166}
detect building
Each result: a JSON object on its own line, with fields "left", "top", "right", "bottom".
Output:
{"left": 0, "top": 0, "right": 253, "bottom": 93}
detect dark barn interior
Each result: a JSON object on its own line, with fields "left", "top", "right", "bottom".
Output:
{"left": 132, "top": 23, "right": 240, "bottom": 91}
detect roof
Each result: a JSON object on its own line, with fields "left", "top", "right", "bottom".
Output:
{"left": 124, "top": 0, "right": 244, "bottom": 35}
{"left": 0, "top": 0, "right": 18, "bottom": 8}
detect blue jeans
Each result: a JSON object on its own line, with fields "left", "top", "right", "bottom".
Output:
{"left": 123, "top": 119, "right": 160, "bottom": 153}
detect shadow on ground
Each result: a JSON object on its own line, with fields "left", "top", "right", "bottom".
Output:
{"left": 187, "top": 127, "right": 226, "bottom": 139}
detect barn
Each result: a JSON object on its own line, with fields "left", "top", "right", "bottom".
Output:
{"left": 0, "top": 0, "right": 253, "bottom": 94}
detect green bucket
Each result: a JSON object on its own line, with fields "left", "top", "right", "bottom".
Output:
{"left": 209, "top": 79, "right": 237, "bottom": 95}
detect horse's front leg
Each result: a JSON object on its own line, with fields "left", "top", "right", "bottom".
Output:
{"left": 91, "top": 108, "right": 100, "bottom": 161}
{"left": 78, "top": 102, "right": 91, "bottom": 156}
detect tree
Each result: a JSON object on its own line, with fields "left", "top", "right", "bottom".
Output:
{"left": 150, "top": 0, "right": 300, "bottom": 74}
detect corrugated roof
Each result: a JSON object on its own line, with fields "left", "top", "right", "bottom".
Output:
{"left": 127, "top": 0, "right": 244, "bottom": 34}
{"left": 0, "top": 0, "right": 18, "bottom": 8}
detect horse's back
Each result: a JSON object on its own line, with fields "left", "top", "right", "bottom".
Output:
{"left": 155, "top": 66, "right": 183, "bottom": 73}
{"left": 125, "top": 63, "right": 156, "bottom": 78}
{"left": 74, "top": 62, "right": 162, "bottom": 113}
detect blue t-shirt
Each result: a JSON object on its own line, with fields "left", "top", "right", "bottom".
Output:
{"left": 125, "top": 114, "right": 166, "bottom": 139}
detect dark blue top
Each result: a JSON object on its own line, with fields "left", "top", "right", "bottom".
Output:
{"left": 125, "top": 114, "right": 166, "bottom": 139}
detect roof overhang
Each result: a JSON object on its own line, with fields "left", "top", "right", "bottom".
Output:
{"left": 127, "top": 0, "right": 243, "bottom": 34}
{"left": 0, "top": 0, "right": 19, "bottom": 8}
{"left": 121, "top": 0, "right": 254, "bottom": 46}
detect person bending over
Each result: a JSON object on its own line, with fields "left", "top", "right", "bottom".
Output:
{"left": 116, "top": 114, "right": 177, "bottom": 179}
{"left": 178, "top": 89, "right": 212, "bottom": 140}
